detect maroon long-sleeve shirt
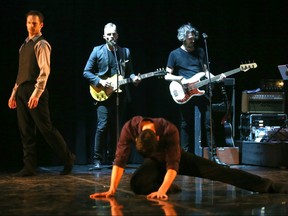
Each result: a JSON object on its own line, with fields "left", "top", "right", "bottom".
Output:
{"left": 114, "top": 116, "right": 182, "bottom": 172}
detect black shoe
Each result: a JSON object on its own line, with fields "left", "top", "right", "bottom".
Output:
{"left": 12, "top": 168, "right": 37, "bottom": 177}
{"left": 89, "top": 161, "right": 101, "bottom": 171}
{"left": 60, "top": 153, "right": 76, "bottom": 175}
{"left": 211, "top": 156, "right": 230, "bottom": 168}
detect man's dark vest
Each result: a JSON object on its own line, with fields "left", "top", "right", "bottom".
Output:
{"left": 16, "top": 36, "right": 45, "bottom": 86}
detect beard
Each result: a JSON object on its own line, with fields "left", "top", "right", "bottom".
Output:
{"left": 184, "top": 41, "right": 195, "bottom": 51}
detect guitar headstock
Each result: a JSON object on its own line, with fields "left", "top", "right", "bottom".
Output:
{"left": 240, "top": 62, "right": 258, "bottom": 72}
{"left": 155, "top": 68, "right": 167, "bottom": 78}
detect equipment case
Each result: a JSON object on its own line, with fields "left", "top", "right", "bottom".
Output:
{"left": 240, "top": 113, "right": 287, "bottom": 141}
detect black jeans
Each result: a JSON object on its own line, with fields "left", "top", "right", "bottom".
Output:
{"left": 93, "top": 93, "right": 128, "bottom": 164}
{"left": 179, "top": 96, "right": 214, "bottom": 153}
{"left": 130, "top": 152, "right": 273, "bottom": 195}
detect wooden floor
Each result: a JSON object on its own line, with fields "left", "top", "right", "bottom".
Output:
{"left": 1, "top": 164, "right": 288, "bottom": 215}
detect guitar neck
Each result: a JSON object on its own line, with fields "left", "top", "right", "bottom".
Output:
{"left": 119, "top": 77, "right": 133, "bottom": 86}
{"left": 139, "top": 72, "right": 159, "bottom": 79}
{"left": 195, "top": 68, "right": 241, "bottom": 89}
{"left": 119, "top": 71, "right": 162, "bottom": 86}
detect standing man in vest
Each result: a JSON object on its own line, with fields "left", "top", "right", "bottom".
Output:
{"left": 8, "top": 10, "right": 75, "bottom": 177}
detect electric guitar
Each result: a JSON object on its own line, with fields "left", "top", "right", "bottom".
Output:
{"left": 90, "top": 69, "right": 166, "bottom": 101}
{"left": 169, "top": 63, "right": 257, "bottom": 104}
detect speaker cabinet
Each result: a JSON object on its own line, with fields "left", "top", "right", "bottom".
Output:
{"left": 241, "top": 91, "right": 285, "bottom": 113}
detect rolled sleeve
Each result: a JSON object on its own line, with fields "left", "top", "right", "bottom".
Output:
{"left": 32, "top": 40, "right": 51, "bottom": 98}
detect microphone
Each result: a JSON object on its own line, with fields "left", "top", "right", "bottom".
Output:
{"left": 108, "top": 40, "right": 116, "bottom": 46}
{"left": 202, "top": 33, "right": 208, "bottom": 39}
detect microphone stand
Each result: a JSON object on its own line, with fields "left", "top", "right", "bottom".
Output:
{"left": 111, "top": 43, "right": 121, "bottom": 146}
{"left": 202, "top": 33, "right": 216, "bottom": 153}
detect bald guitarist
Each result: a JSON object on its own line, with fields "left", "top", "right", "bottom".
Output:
{"left": 83, "top": 23, "right": 141, "bottom": 170}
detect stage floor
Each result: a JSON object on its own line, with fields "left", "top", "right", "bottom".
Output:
{"left": 1, "top": 164, "right": 288, "bottom": 215}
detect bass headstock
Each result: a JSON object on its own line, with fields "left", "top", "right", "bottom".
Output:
{"left": 154, "top": 68, "right": 167, "bottom": 78}
{"left": 240, "top": 62, "right": 258, "bottom": 72}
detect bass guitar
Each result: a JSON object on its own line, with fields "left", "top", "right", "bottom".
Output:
{"left": 90, "top": 69, "right": 166, "bottom": 101}
{"left": 169, "top": 63, "right": 257, "bottom": 104}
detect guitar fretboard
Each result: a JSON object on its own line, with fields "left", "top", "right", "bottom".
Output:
{"left": 140, "top": 72, "right": 157, "bottom": 79}
{"left": 119, "top": 71, "right": 165, "bottom": 86}
{"left": 194, "top": 68, "right": 241, "bottom": 89}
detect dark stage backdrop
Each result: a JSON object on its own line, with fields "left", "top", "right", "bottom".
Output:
{"left": 1, "top": 0, "right": 287, "bottom": 167}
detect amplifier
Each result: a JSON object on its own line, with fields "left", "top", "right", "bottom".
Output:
{"left": 241, "top": 91, "right": 285, "bottom": 113}
{"left": 240, "top": 113, "right": 287, "bottom": 141}
{"left": 260, "top": 79, "right": 284, "bottom": 92}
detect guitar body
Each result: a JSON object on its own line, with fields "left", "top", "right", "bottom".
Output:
{"left": 220, "top": 85, "right": 235, "bottom": 147}
{"left": 90, "top": 75, "right": 124, "bottom": 102}
{"left": 169, "top": 63, "right": 257, "bottom": 105}
{"left": 169, "top": 72, "right": 206, "bottom": 104}
{"left": 89, "top": 69, "right": 166, "bottom": 102}
{"left": 223, "top": 121, "right": 235, "bottom": 147}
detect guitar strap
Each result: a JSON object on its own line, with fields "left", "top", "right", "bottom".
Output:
{"left": 118, "top": 47, "right": 127, "bottom": 77}
{"left": 120, "top": 47, "right": 132, "bottom": 102}
{"left": 198, "top": 47, "right": 206, "bottom": 72}
{"left": 197, "top": 48, "right": 211, "bottom": 94}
